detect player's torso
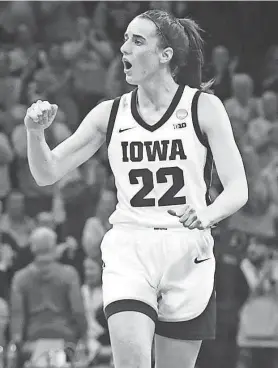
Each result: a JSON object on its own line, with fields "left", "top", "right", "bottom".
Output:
{"left": 107, "top": 85, "right": 213, "bottom": 228}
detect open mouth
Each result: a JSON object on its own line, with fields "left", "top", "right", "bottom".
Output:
{"left": 123, "top": 60, "right": 132, "bottom": 70}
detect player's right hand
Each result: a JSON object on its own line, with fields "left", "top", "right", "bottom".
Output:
{"left": 24, "top": 100, "right": 58, "bottom": 131}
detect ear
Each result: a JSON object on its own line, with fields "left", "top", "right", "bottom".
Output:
{"left": 160, "top": 46, "right": 173, "bottom": 65}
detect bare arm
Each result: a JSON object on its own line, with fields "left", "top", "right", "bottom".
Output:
{"left": 26, "top": 99, "right": 113, "bottom": 186}
{"left": 199, "top": 93, "right": 248, "bottom": 227}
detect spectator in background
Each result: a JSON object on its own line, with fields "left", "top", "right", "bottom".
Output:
{"left": 258, "top": 90, "right": 278, "bottom": 123}
{"left": 6, "top": 103, "right": 27, "bottom": 136}
{"left": 11, "top": 111, "right": 73, "bottom": 217}
{"left": 0, "top": 50, "right": 21, "bottom": 110}
{"left": 106, "top": 2, "right": 130, "bottom": 49}
{"left": 0, "top": 1, "right": 37, "bottom": 39}
{"left": 59, "top": 155, "right": 108, "bottom": 245}
{"left": 224, "top": 74, "right": 259, "bottom": 147}
{"left": 262, "top": 45, "right": 278, "bottom": 93}
{"left": 0, "top": 199, "right": 20, "bottom": 288}
{"left": 36, "top": 211, "right": 62, "bottom": 242}
{"left": 263, "top": 126, "right": 278, "bottom": 170}
{"left": 198, "top": 230, "right": 248, "bottom": 368}
{"left": 64, "top": 16, "right": 114, "bottom": 120}
{"left": 36, "top": 210, "right": 86, "bottom": 283}
{"left": 9, "top": 23, "right": 39, "bottom": 77}
{"left": 59, "top": 167, "right": 93, "bottom": 244}
{"left": 10, "top": 227, "right": 87, "bottom": 356}
{"left": 0, "top": 241, "right": 16, "bottom": 301}
{"left": 36, "top": 2, "right": 85, "bottom": 45}
{"left": 241, "top": 91, "right": 278, "bottom": 180}
{"left": 207, "top": 45, "right": 238, "bottom": 102}
{"left": 95, "top": 189, "right": 117, "bottom": 233}
{"left": 246, "top": 91, "right": 278, "bottom": 164}
{"left": 82, "top": 258, "right": 111, "bottom": 365}
{"left": 0, "top": 191, "right": 35, "bottom": 248}
{"left": 0, "top": 297, "right": 8, "bottom": 347}
{"left": 0, "top": 124, "right": 13, "bottom": 207}
{"left": 236, "top": 237, "right": 278, "bottom": 368}
{"left": 33, "top": 44, "right": 75, "bottom": 122}
{"left": 82, "top": 217, "right": 105, "bottom": 262}
{"left": 262, "top": 137, "right": 278, "bottom": 223}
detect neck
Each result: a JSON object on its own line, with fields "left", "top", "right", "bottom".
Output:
{"left": 138, "top": 73, "right": 179, "bottom": 110}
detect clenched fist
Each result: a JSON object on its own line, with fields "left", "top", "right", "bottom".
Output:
{"left": 24, "top": 100, "right": 58, "bottom": 131}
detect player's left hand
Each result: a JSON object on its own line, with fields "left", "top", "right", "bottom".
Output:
{"left": 168, "top": 205, "right": 208, "bottom": 230}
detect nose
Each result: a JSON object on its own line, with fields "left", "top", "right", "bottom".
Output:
{"left": 120, "top": 39, "right": 131, "bottom": 55}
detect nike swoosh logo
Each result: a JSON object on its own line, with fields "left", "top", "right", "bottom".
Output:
{"left": 194, "top": 257, "right": 210, "bottom": 264}
{"left": 119, "top": 127, "right": 134, "bottom": 133}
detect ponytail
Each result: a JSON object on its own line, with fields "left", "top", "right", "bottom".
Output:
{"left": 177, "top": 18, "right": 213, "bottom": 92}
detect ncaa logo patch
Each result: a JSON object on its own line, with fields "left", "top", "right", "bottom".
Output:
{"left": 176, "top": 109, "right": 188, "bottom": 120}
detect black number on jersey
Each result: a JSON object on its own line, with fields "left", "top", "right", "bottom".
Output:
{"left": 129, "top": 167, "right": 186, "bottom": 207}
{"left": 129, "top": 168, "right": 155, "bottom": 207}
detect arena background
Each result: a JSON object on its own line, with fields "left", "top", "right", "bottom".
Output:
{"left": 0, "top": 1, "right": 278, "bottom": 368}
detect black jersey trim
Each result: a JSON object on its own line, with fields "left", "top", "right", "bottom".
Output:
{"left": 191, "top": 90, "right": 208, "bottom": 148}
{"left": 131, "top": 85, "right": 185, "bottom": 132}
{"left": 204, "top": 148, "right": 214, "bottom": 206}
{"left": 106, "top": 96, "right": 121, "bottom": 147}
{"left": 192, "top": 90, "right": 214, "bottom": 205}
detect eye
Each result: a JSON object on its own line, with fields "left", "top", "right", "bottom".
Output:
{"left": 134, "top": 39, "right": 143, "bottom": 46}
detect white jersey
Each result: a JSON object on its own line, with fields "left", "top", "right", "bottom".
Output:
{"left": 106, "top": 85, "right": 213, "bottom": 229}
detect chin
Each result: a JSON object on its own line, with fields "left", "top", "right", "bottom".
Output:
{"left": 125, "top": 75, "right": 138, "bottom": 85}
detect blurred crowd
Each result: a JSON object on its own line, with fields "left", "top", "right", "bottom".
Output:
{"left": 0, "top": 1, "right": 277, "bottom": 368}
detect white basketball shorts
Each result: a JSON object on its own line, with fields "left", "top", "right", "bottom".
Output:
{"left": 101, "top": 225, "right": 215, "bottom": 332}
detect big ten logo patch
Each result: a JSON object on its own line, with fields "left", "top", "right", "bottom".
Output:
{"left": 176, "top": 109, "right": 188, "bottom": 120}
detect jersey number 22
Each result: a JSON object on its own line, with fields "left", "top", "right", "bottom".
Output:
{"left": 129, "top": 166, "right": 186, "bottom": 207}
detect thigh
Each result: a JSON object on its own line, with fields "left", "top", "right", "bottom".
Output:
{"left": 108, "top": 311, "right": 155, "bottom": 368}
{"left": 155, "top": 335, "right": 201, "bottom": 368}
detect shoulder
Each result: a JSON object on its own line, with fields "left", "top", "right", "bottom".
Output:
{"left": 85, "top": 98, "right": 119, "bottom": 135}
{"left": 198, "top": 92, "right": 224, "bottom": 110}
{"left": 198, "top": 92, "right": 229, "bottom": 134}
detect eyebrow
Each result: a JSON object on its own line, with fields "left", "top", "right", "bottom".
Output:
{"left": 124, "top": 33, "right": 146, "bottom": 41}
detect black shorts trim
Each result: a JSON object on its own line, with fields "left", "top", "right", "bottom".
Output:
{"left": 104, "top": 299, "right": 158, "bottom": 323}
{"left": 155, "top": 290, "right": 216, "bottom": 341}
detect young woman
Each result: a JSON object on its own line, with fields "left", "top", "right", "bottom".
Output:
{"left": 24, "top": 9, "right": 248, "bottom": 368}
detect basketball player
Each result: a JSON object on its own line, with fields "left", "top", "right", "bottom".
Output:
{"left": 24, "top": 9, "right": 248, "bottom": 368}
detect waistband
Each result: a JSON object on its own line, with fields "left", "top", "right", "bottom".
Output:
{"left": 112, "top": 224, "right": 211, "bottom": 233}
